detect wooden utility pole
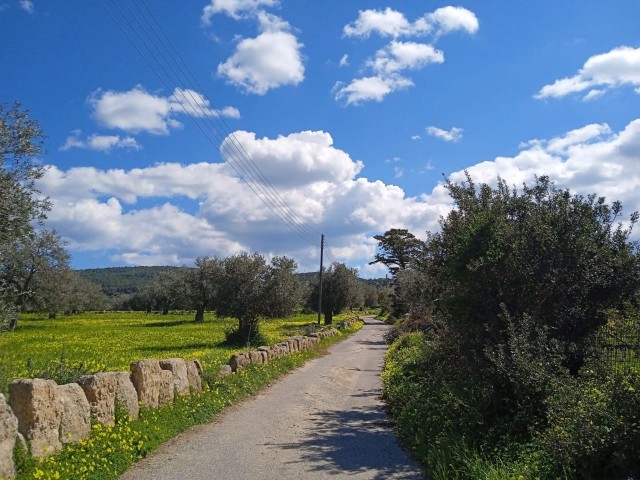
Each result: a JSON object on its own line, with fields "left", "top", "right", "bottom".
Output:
{"left": 317, "top": 234, "right": 324, "bottom": 324}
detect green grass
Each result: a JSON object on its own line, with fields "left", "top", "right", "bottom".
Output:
{"left": 0, "top": 313, "right": 362, "bottom": 480}
{"left": 0, "top": 310, "right": 356, "bottom": 394}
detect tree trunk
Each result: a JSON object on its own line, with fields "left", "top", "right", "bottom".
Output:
{"left": 194, "top": 305, "right": 205, "bottom": 323}
{"left": 238, "top": 317, "right": 259, "bottom": 343}
{"left": 324, "top": 310, "right": 333, "bottom": 325}
{"left": 8, "top": 311, "right": 18, "bottom": 331}
{"left": 162, "top": 305, "right": 169, "bottom": 315}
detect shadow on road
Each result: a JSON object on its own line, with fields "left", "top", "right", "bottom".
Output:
{"left": 272, "top": 405, "right": 424, "bottom": 479}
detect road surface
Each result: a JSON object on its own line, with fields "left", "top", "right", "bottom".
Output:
{"left": 120, "top": 317, "right": 424, "bottom": 480}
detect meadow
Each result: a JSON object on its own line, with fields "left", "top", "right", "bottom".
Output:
{"left": 0, "top": 310, "right": 353, "bottom": 394}
{"left": 0, "top": 310, "right": 364, "bottom": 479}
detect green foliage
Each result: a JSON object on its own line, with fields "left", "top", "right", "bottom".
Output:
{"left": 370, "top": 228, "right": 425, "bottom": 277}
{"left": 380, "top": 173, "right": 640, "bottom": 479}
{"left": 306, "top": 262, "right": 362, "bottom": 324}
{"left": 25, "top": 349, "right": 101, "bottom": 385}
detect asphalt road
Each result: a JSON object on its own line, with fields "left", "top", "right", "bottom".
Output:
{"left": 119, "top": 317, "right": 424, "bottom": 480}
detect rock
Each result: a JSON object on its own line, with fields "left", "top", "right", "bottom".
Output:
{"left": 9, "top": 379, "right": 62, "bottom": 458}
{"left": 248, "top": 351, "right": 263, "bottom": 365}
{"left": 186, "top": 360, "right": 203, "bottom": 392}
{"left": 57, "top": 383, "right": 90, "bottom": 444}
{"left": 260, "top": 351, "right": 268, "bottom": 363}
{"left": 113, "top": 372, "right": 139, "bottom": 421}
{"left": 229, "top": 353, "right": 249, "bottom": 373}
{"left": 158, "top": 370, "right": 174, "bottom": 407}
{"left": 77, "top": 373, "right": 117, "bottom": 427}
{"left": 159, "top": 358, "right": 190, "bottom": 396}
{"left": 287, "top": 338, "right": 297, "bottom": 353}
{"left": 257, "top": 346, "right": 271, "bottom": 360}
{"left": 218, "top": 364, "right": 232, "bottom": 378}
{"left": 130, "top": 359, "right": 165, "bottom": 409}
{"left": 0, "top": 394, "right": 18, "bottom": 479}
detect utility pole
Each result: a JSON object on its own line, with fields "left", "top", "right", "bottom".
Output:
{"left": 317, "top": 234, "right": 324, "bottom": 325}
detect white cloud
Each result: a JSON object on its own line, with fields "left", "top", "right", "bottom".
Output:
{"left": 39, "top": 118, "right": 640, "bottom": 275}
{"left": 90, "top": 86, "right": 239, "bottom": 135}
{"left": 18, "top": 0, "right": 33, "bottom": 13}
{"left": 343, "top": 6, "right": 478, "bottom": 38}
{"left": 343, "top": 7, "right": 416, "bottom": 38}
{"left": 338, "top": 6, "right": 477, "bottom": 105}
{"left": 217, "top": 13, "right": 304, "bottom": 94}
{"left": 368, "top": 41, "right": 444, "bottom": 75}
{"left": 60, "top": 132, "right": 141, "bottom": 152}
{"left": 426, "top": 126, "right": 463, "bottom": 142}
{"left": 333, "top": 75, "right": 413, "bottom": 105}
{"left": 339, "top": 54, "right": 349, "bottom": 67}
{"left": 536, "top": 46, "right": 640, "bottom": 100}
{"left": 411, "top": 135, "right": 422, "bottom": 141}
{"left": 425, "top": 6, "right": 479, "bottom": 36}
{"left": 201, "top": 0, "right": 278, "bottom": 24}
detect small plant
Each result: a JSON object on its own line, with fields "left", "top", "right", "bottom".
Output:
{"left": 26, "top": 349, "right": 102, "bottom": 385}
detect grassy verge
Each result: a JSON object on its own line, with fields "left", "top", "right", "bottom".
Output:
{"left": 14, "top": 320, "right": 363, "bottom": 480}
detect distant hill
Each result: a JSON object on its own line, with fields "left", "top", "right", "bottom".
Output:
{"left": 78, "top": 266, "right": 392, "bottom": 298}
{"left": 77, "top": 266, "right": 183, "bottom": 296}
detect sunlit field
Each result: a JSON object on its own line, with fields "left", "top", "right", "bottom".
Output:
{"left": 0, "top": 311, "right": 352, "bottom": 393}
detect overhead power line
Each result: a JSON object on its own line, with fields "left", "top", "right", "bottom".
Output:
{"left": 99, "top": 0, "right": 324, "bottom": 247}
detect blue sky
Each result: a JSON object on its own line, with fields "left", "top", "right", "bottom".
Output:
{"left": 1, "top": 1, "right": 640, "bottom": 276}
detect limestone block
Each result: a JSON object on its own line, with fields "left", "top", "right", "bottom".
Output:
{"left": 130, "top": 359, "right": 164, "bottom": 409}
{"left": 257, "top": 346, "right": 271, "bottom": 361}
{"left": 158, "top": 370, "right": 174, "bottom": 407}
{"left": 113, "top": 372, "right": 139, "bottom": 420}
{"left": 186, "top": 360, "right": 203, "bottom": 392}
{"left": 218, "top": 364, "right": 232, "bottom": 378}
{"left": 57, "top": 383, "right": 90, "bottom": 444}
{"left": 248, "top": 351, "right": 263, "bottom": 365}
{"left": 159, "top": 358, "right": 190, "bottom": 396}
{"left": 286, "top": 338, "right": 297, "bottom": 353}
{"left": 260, "top": 351, "right": 268, "bottom": 363}
{"left": 229, "top": 353, "right": 249, "bottom": 373}
{"left": 9, "top": 379, "right": 62, "bottom": 458}
{"left": 77, "top": 373, "right": 116, "bottom": 427}
{"left": 0, "top": 393, "right": 18, "bottom": 479}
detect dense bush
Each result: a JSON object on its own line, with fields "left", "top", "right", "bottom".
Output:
{"left": 381, "top": 174, "right": 640, "bottom": 479}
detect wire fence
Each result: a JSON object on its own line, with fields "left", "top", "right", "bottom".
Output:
{"left": 593, "top": 320, "right": 640, "bottom": 374}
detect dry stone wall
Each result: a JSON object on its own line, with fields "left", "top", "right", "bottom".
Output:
{"left": 0, "top": 316, "right": 362, "bottom": 477}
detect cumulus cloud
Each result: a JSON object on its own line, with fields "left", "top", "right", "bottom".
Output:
{"left": 343, "top": 6, "right": 478, "bottom": 38}
{"left": 333, "top": 75, "right": 413, "bottom": 105}
{"left": 89, "top": 86, "right": 240, "bottom": 135}
{"left": 339, "top": 54, "right": 349, "bottom": 67}
{"left": 368, "top": 41, "right": 444, "bottom": 75}
{"left": 536, "top": 46, "right": 640, "bottom": 100}
{"left": 426, "top": 126, "right": 463, "bottom": 142}
{"left": 202, "top": 0, "right": 278, "bottom": 24}
{"left": 60, "top": 132, "right": 141, "bottom": 152}
{"left": 338, "top": 6, "right": 477, "bottom": 105}
{"left": 217, "top": 12, "right": 304, "bottom": 94}
{"left": 39, "top": 118, "right": 640, "bottom": 274}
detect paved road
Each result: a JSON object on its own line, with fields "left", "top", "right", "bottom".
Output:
{"left": 120, "top": 318, "right": 424, "bottom": 480}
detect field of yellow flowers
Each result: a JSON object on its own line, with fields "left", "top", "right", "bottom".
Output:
{"left": 1, "top": 310, "right": 363, "bottom": 479}
{"left": 0, "top": 310, "right": 347, "bottom": 394}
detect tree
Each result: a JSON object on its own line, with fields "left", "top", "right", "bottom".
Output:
{"left": 216, "top": 253, "right": 268, "bottom": 341}
{"left": 1, "top": 230, "right": 69, "bottom": 328}
{"left": 427, "top": 173, "right": 640, "bottom": 374}
{"left": 0, "top": 102, "right": 50, "bottom": 329}
{"left": 186, "top": 257, "right": 223, "bottom": 323}
{"left": 263, "top": 256, "right": 301, "bottom": 318}
{"left": 369, "top": 228, "right": 425, "bottom": 277}
{"left": 307, "top": 262, "right": 361, "bottom": 324}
